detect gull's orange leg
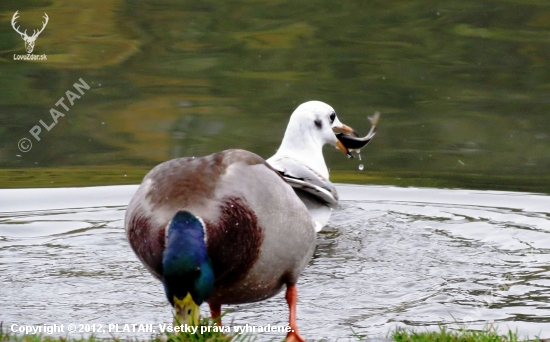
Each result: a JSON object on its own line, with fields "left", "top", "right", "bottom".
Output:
{"left": 209, "top": 302, "right": 222, "bottom": 326}
{"left": 285, "top": 284, "right": 305, "bottom": 342}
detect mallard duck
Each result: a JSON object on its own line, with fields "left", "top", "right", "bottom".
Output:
{"left": 125, "top": 101, "right": 371, "bottom": 341}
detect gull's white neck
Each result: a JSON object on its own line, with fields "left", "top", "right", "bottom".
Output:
{"left": 273, "top": 122, "right": 330, "bottom": 179}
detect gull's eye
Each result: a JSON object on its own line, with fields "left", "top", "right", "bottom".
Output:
{"left": 329, "top": 112, "right": 336, "bottom": 123}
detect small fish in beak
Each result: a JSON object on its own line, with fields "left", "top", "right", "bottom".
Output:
{"left": 335, "top": 112, "right": 380, "bottom": 158}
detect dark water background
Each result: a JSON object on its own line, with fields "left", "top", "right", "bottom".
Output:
{"left": 0, "top": 0, "right": 549, "bottom": 190}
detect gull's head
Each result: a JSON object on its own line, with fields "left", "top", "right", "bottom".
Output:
{"left": 283, "top": 101, "right": 356, "bottom": 152}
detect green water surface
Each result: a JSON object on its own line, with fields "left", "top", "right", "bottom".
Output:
{"left": 1, "top": 0, "right": 549, "bottom": 191}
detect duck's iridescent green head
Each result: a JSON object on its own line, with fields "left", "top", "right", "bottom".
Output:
{"left": 162, "top": 211, "right": 214, "bottom": 325}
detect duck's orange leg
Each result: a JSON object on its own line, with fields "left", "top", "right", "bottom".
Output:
{"left": 285, "top": 284, "right": 306, "bottom": 342}
{"left": 209, "top": 302, "right": 222, "bottom": 326}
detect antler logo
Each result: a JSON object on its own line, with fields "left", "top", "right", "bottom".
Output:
{"left": 11, "top": 10, "right": 49, "bottom": 54}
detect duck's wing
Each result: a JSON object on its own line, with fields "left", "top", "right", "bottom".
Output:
{"left": 267, "top": 156, "right": 338, "bottom": 208}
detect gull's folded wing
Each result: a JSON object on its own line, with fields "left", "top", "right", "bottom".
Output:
{"left": 267, "top": 157, "right": 338, "bottom": 208}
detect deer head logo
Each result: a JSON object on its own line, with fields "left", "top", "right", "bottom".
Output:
{"left": 11, "top": 11, "right": 49, "bottom": 54}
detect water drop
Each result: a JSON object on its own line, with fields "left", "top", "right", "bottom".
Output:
{"left": 358, "top": 154, "right": 362, "bottom": 161}
{"left": 358, "top": 164, "right": 364, "bottom": 171}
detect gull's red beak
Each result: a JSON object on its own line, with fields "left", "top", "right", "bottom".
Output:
{"left": 333, "top": 124, "right": 357, "bottom": 136}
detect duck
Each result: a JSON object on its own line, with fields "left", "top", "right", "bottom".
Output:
{"left": 125, "top": 101, "right": 371, "bottom": 342}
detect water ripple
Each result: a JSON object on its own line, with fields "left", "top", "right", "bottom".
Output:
{"left": 0, "top": 185, "right": 549, "bottom": 340}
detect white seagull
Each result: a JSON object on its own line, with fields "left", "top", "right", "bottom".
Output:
{"left": 267, "top": 101, "right": 378, "bottom": 231}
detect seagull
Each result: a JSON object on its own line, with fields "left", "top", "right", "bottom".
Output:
{"left": 267, "top": 101, "right": 371, "bottom": 231}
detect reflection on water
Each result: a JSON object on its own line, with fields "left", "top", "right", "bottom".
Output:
{"left": 1, "top": 1, "right": 550, "bottom": 191}
{"left": 1, "top": 185, "right": 549, "bottom": 340}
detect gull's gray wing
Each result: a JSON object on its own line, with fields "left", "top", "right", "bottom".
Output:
{"left": 267, "top": 156, "right": 338, "bottom": 208}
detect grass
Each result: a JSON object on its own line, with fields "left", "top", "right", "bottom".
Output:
{"left": 390, "top": 325, "right": 547, "bottom": 342}
{"left": 1, "top": 167, "right": 550, "bottom": 194}
{"left": 0, "top": 166, "right": 150, "bottom": 188}
{"left": 2, "top": 322, "right": 548, "bottom": 342}
{"left": 329, "top": 170, "right": 550, "bottom": 194}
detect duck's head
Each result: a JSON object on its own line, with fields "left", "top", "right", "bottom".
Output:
{"left": 162, "top": 211, "right": 214, "bottom": 326}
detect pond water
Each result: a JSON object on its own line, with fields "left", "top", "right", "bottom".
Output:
{"left": 2, "top": 0, "right": 550, "bottom": 339}
{"left": 1, "top": 185, "right": 549, "bottom": 341}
